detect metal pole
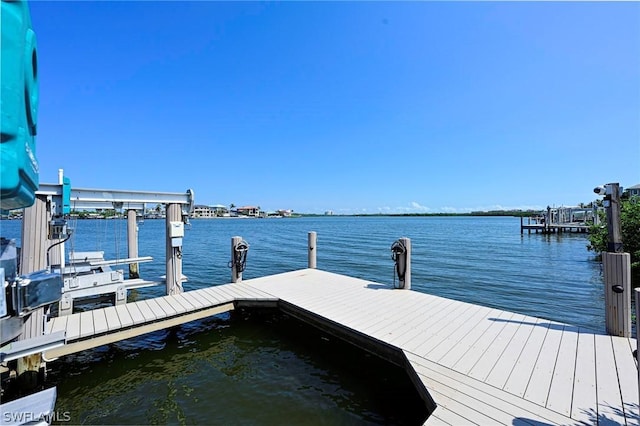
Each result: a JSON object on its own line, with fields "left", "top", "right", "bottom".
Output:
{"left": 308, "top": 231, "right": 317, "bottom": 269}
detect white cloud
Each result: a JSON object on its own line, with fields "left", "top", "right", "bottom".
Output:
{"left": 410, "top": 201, "right": 431, "bottom": 212}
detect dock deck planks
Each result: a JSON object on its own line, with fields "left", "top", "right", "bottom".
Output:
{"left": 42, "top": 268, "right": 637, "bottom": 425}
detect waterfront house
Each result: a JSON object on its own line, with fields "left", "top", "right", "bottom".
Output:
{"left": 192, "top": 204, "right": 215, "bottom": 218}
{"left": 236, "top": 206, "right": 260, "bottom": 217}
{"left": 626, "top": 183, "right": 640, "bottom": 198}
{"left": 192, "top": 204, "right": 230, "bottom": 218}
{"left": 210, "top": 204, "right": 229, "bottom": 217}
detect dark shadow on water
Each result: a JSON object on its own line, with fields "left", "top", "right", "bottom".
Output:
{"left": 45, "top": 308, "right": 428, "bottom": 425}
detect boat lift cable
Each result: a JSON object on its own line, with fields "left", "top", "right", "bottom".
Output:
{"left": 46, "top": 231, "right": 73, "bottom": 270}
{"left": 228, "top": 240, "right": 249, "bottom": 273}
{"left": 171, "top": 252, "right": 183, "bottom": 292}
{"left": 390, "top": 239, "right": 406, "bottom": 288}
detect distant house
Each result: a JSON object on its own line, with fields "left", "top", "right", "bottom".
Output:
{"left": 193, "top": 204, "right": 230, "bottom": 218}
{"left": 277, "top": 209, "right": 293, "bottom": 217}
{"left": 626, "top": 184, "right": 640, "bottom": 198}
{"left": 192, "top": 204, "right": 214, "bottom": 218}
{"left": 236, "top": 206, "right": 260, "bottom": 217}
{"left": 210, "top": 204, "right": 229, "bottom": 217}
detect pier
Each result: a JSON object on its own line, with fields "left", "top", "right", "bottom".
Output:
{"left": 38, "top": 268, "right": 638, "bottom": 425}
{"left": 520, "top": 206, "right": 600, "bottom": 234}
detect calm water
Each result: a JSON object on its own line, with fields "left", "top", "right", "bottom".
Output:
{"left": 0, "top": 216, "right": 606, "bottom": 424}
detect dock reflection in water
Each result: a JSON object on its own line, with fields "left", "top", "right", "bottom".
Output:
{"left": 48, "top": 310, "right": 428, "bottom": 425}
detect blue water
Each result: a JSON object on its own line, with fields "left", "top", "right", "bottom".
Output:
{"left": 0, "top": 216, "right": 605, "bottom": 424}
{"left": 2, "top": 216, "right": 603, "bottom": 329}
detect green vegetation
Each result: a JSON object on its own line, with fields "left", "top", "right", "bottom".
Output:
{"left": 587, "top": 197, "right": 640, "bottom": 272}
{"left": 70, "top": 209, "right": 124, "bottom": 219}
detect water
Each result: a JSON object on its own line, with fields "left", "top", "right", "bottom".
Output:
{"left": 0, "top": 216, "right": 605, "bottom": 424}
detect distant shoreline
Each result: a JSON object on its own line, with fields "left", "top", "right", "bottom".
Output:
{"left": 300, "top": 210, "right": 539, "bottom": 218}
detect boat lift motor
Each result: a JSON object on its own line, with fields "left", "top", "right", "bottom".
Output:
{"left": 1, "top": 239, "right": 63, "bottom": 344}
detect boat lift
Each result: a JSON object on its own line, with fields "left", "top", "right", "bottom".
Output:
{"left": 37, "top": 173, "right": 195, "bottom": 316}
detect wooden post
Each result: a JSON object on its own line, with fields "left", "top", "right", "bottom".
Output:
{"left": 546, "top": 206, "right": 551, "bottom": 234}
{"left": 635, "top": 288, "right": 640, "bottom": 405}
{"left": 601, "top": 183, "right": 631, "bottom": 337}
{"left": 603, "top": 252, "right": 631, "bottom": 337}
{"left": 231, "top": 236, "right": 242, "bottom": 283}
{"left": 605, "top": 183, "right": 623, "bottom": 253}
{"left": 17, "top": 194, "right": 49, "bottom": 390}
{"left": 20, "top": 194, "right": 49, "bottom": 274}
{"left": 165, "top": 203, "right": 183, "bottom": 295}
{"left": 308, "top": 231, "right": 317, "bottom": 269}
{"left": 401, "top": 237, "right": 411, "bottom": 290}
{"left": 127, "top": 209, "right": 140, "bottom": 279}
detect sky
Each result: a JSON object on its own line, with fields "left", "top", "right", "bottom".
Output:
{"left": 28, "top": 1, "right": 639, "bottom": 214}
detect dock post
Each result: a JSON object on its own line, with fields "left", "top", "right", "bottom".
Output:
{"left": 546, "top": 206, "right": 551, "bottom": 234}
{"left": 402, "top": 238, "right": 411, "bottom": 290}
{"left": 604, "top": 183, "right": 623, "bottom": 253}
{"left": 17, "top": 194, "right": 49, "bottom": 391}
{"left": 603, "top": 252, "right": 631, "bottom": 337}
{"left": 165, "top": 203, "right": 184, "bottom": 295}
{"left": 127, "top": 209, "right": 139, "bottom": 279}
{"left": 635, "top": 288, "right": 640, "bottom": 403}
{"left": 308, "top": 231, "right": 317, "bottom": 269}
{"left": 599, "top": 183, "right": 631, "bottom": 337}
{"left": 231, "top": 236, "right": 243, "bottom": 283}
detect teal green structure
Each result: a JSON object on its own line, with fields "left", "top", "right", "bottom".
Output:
{"left": 1, "top": 0, "right": 39, "bottom": 210}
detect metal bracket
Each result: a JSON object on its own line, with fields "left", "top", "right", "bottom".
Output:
{"left": 0, "top": 331, "right": 65, "bottom": 363}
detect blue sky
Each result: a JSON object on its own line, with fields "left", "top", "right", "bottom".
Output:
{"left": 30, "top": 1, "right": 639, "bottom": 214}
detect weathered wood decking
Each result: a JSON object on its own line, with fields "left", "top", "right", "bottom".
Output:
{"left": 43, "top": 268, "right": 638, "bottom": 425}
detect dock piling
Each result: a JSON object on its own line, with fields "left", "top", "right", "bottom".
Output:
{"left": 127, "top": 209, "right": 139, "bottom": 279}
{"left": 230, "top": 236, "right": 249, "bottom": 283}
{"left": 603, "top": 252, "right": 631, "bottom": 337}
{"left": 308, "top": 231, "right": 317, "bottom": 269}
{"left": 165, "top": 203, "right": 184, "bottom": 295}
{"left": 636, "top": 288, "right": 640, "bottom": 404}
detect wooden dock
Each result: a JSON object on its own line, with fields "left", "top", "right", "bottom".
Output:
{"left": 42, "top": 269, "right": 638, "bottom": 425}
{"left": 520, "top": 217, "right": 591, "bottom": 234}
{"left": 521, "top": 223, "right": 591, "bottom": 234}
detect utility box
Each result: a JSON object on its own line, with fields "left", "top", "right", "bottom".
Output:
{"left": 169, "top": 221, "right": 184, "bottom": 238}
